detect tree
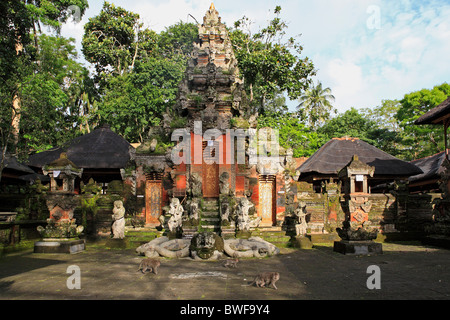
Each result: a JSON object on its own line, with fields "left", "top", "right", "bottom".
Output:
{"left": 396, "top": 83, "right": 450, "bottom": 160}
{"left": 230, "top": 6, "right": 316, "bottom": 114}
{"left": 97, "top": 55, "right": 186, "bottom": 143}
{"left": 297, "top": 81, "right": 336, "bottom": 129}
{"left": 158, "top": 21, "right": 198, "bottom": 58}
{"left": 257, "top": 112, "right": 326, "bottom": 157}
{"left": 318, "top": 108, "right": 376, "bottom": 142}
{"left": 19, "top": 34, "right": 88, "bottom": 152}
{"left": 0, "top": 0, "right": 88, "bottom": 181}
{"left": 84, "top": 5, "right": 195, "bottom": 143}
{"left": 82, "top": 1, "right": 144, "bottom": 81}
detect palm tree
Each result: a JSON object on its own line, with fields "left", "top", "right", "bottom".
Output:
{"left": 297, "top": 81, "right": 336, "bottom": 129}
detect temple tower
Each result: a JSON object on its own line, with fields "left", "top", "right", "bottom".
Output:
{"left": 177, "top": 3, "right": 245, "bottom": 131}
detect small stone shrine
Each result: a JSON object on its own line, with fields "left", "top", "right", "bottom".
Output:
{"left": 34, "top": 153, "right": 85, "bottom": 253}
{"left": 334, "top": 155, "right": 382, "bottom": 255}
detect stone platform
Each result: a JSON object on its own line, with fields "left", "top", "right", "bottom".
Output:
{"left": 34, "top": 239, "right": 85, "bottom": 254}
{"left": 333, "top": 240, "right": 382, "bottom": 255}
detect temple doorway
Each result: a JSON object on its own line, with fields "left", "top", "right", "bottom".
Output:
{"left": 202, "top": 140, "right": 219, "bottom": 198}
{"left": 259, "top": 175, "right": 276, "bottom": 226}
{"left": 145, "top": 172, "right": 163, "bottom": 225}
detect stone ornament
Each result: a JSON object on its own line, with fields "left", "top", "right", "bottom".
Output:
{"left": 223, "top": 237, "right": 280, "bottom": 258}
{"left": 166, "top": 198, "right": 184, "bottom": 232}
{"left": 236, "top": 197, "right": 261, "bottom": 231}
{"left": 111, "top": 200, "right": 126, "bottom": 239}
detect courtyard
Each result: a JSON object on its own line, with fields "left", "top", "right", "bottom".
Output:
{"left": 0, "top": 241, "right": 449, "bottom": 301}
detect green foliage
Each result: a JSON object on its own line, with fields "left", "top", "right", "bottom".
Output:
{"left": 24, "top": 0, "right": 89, "bottom": 33}
{"left": 257, "top": 112, "right": 326, "bottom": 157}
{"left": 297, "top": 81, "right": 336, "bottom": 129}
{"left": 396, "top": 83, "right": 450, "bottom": 160}
{"left": 82, "top": 1, "right": 142, "bottom": 78}
{"left": 158, "top": 21, "right": 198, "bottom": 58}
{"left": 18, "top": 35, "right": 87, "bottom": 153}
{"left": 0, "top": 0, "right": 89, "bottom": 169}
{"left": 96, "top": 55, "right": 185, "bottom": 142}
{"left": 230, "top": 7, "right": 315, "bottom": 114}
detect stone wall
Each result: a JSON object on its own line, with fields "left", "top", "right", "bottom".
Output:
{"left": 294, "top": 180, "right": 442, "bottom": 238}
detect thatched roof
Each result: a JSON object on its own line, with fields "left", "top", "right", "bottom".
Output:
{"left": 27, "top": 125, "right": 134, "bottom": 169}
{"left": 409, "top": 151, "right": 445, "bottom": 184}
{"left": 1, "top": 154, "right": 35, "bottom": 175}
{"left": 415, "top": 96, "right": 450, "bottom": 125}
{"left": 297, "top": 137, "right": 423, "bottom": 181}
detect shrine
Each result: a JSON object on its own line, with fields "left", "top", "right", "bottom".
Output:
{"left": 133, "top": 4, "right": 293, "bottom": 244}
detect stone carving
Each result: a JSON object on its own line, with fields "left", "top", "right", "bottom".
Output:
{"left": 111, "top": 200, "right": 126, "bottom": 239}
{"left": 166, "top": 198, "right": 184, "bottom": 233}
{"left": 294, "top": 202, "right": 308, "bottom": 236}
{"left": 223, "top": 237, "right": 280, "bottom": 258}
{"left": 236, "top": 197, "right": 261, "bottom": 231}
{"left": 336, "top": 220, "right": 378, "bottom": 241}
{"left": 186, "top": 197, "right": 201, "bottom": 222}
{"left": 190, "top": 231, "right": 224, "bottom": 260}
{"left": 219, "top": 171, "right": 230, "bottom": 195}
{"left": 136, "top": 236, "right": 190, "bottom": 258}
{"left": 220, "top": 201, "right": 231, "bottom": 224}
{"left": 37, "top": 219, "right": 83, "bottom": 239}
{"left": 174, "top": 4, "right": 245, "bottom": 131}
{"left": 189, "top": 172, "right": 202, "bottom": 197}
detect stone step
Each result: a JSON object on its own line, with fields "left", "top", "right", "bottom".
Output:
{"left": 202, "top": 204, "right": 219, "bottom": 210}
{"left": 199, "top": 225, "right": 221, "bottom": 233}
{"left": 202, "top": 210, "right": 220, "bottom": 215}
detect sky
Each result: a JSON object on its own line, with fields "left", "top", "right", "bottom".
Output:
{"left": 60, "top": 0, "right": 450, "bottom": 113}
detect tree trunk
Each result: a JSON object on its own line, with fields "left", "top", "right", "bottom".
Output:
{"left": 11, "top": 42, "right": 23, "bottom": 151}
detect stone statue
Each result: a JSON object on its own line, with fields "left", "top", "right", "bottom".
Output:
{"left": 187, "top": 197, "right": 201, "bottom": 221}
{"left": 167, "top": 198, "right": 184, "bottom": 233}
{"left": 336, "top": 220, "right": 378, "bottom": 241}
{"left": 220, "top": 201, "right": 231, "bottom": 223}
{"left": 190, "top": 231, "right": 224, "bottom": 260}
{"left": 189, "top": 172, "right": 202, "bottom": 198}
{"left": 294, "top": 202, "right": 308, "bottom": 236}
{"left": 236, "top": 197, "right": 260, "bottom": 231}
{"left": 111, "top": 200, "right": 126, "bottom": 239}
{"left": 219, "top": 172, "right": 230, "bottom": 195}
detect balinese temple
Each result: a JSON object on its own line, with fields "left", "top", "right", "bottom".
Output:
{"left": 133, "top": 4, "right": 293, "bottom": 231}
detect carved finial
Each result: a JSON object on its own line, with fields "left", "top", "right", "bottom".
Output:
{"left": 210, "top": 2, "right": 215, "bottom": 11}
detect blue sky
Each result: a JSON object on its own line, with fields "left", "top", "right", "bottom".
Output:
{"left": 61, "top": 0, "right": 450, "bottom": 113}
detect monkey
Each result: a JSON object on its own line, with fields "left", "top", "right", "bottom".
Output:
{"left": 222, "top": 258, "right": 239, "bottom": 268}
{"left": 244, "top": 272, "right": 280, "bottom": 290}
{"left": 138, "top": 258, "right": 161, "bottom": 275}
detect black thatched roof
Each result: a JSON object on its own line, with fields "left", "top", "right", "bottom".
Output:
{"left": 1, "top": 154, "right": 35, "bottom": 175}
{"left": 27, "top": 125, "right": 134, "bottom": 169}
{"left": 297, "top": 137, "right": 423, "bottom": 180}
{"left": 409, "top": 151, "right": 445, "bottom": 183}
{"left": 415, "top": 96, "right": 450, "bottom": 125}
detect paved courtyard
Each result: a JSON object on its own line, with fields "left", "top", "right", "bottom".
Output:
{"left": 0, "top": 241, "right": 449, "bottom": 302}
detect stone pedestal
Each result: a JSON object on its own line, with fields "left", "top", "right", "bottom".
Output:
{"left": 293, "top": 236, "right": 313, "bottom": 249}
{"left": 333, "top": 240, "right": 382, "bottom": 255}
{"left": 34, "top": 239, "right": 85, "bottom": 254}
